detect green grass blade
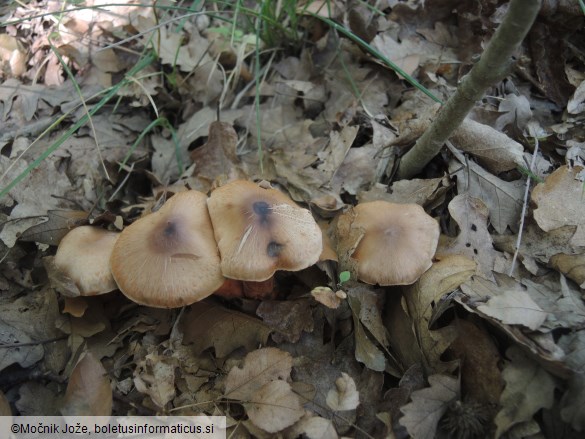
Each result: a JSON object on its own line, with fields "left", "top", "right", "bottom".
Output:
{"left": 309, "top": 13, "right": 443, "bottom": 105}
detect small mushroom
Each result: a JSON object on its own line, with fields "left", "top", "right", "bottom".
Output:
{"left": 207, "top": 180, "right": 323, "bottom": 282}
{"left": 335, "top": 201, "right": 440, "bottom": 285}
{"left": 54, "top": 226, "right": 120, "bottom": 296}
{"left": 110, "top": 190, "right": 224, "bottom": 308}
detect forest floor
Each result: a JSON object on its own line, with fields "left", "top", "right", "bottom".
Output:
{"left": 0, "top": 1, "right": 584, "bottom": 438}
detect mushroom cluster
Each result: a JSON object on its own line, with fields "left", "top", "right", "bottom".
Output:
{"left": 53, "top": 182, "right": 440, "bottom": 308}
{"left": 53, "top": 180, "right": 324, "bottom": 308}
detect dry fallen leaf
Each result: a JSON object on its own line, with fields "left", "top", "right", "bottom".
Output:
{"left": 0, "top": 288, "right": 65, "bottom": 373}
{"left": 532, "top": 165, "right": 585, "bottom": 247}
{"left": 347, "top": 290, "right": 386, "bottom": 372}
{"left": 256, "top": 300, "right": 314, "bottom": 343}
{"left": 311, "top": 286, "right": 343, "bottom": 309}
{"left": 550, "top": 253, "right": 585, "bottom": 288}
{"left": 359, "top": 177, "right": 446, "bottom": 207}
{"left": 403, "top": 255, "right": 476, "bottom": 371}
{"left": 449, "top": 155, "right": 524, "bottom": 234}
{"left": 399, "top": 374, "right": 459, "bottom": 439}
{"left": 16, "top": 382, "right": 59, "bottom": 416}
{"left": 495, "top": 346, "right": 556, "bottom": 438}
{"left": 442, "top": 194, "right": 497, "bottom": 280}
{"left": 180, "top": 301, "right": 271, "bottom": 358}
{"left": 326, "top": 372, "right": 360, "bottom": 411}
{"left": 245, "top": 380, "right": 304, "bottom": 433}
{"left": 133, "top": 352, "right": 176, "bottom": 409}
{"left": 285, "top": 413, "right": 338, "bottom": 439}
{"left": 477, "top": 289, "right": 547, "bottom": 331}
{"left": 190, "top": 121, "right": 245, "bottom": 191}
{"left": 61, "top": 352, "right": 112, "bottom": 416}
{"left": 452, "top": 118, "right": 525, "bottom": 173}
{"left": 224, "top": 347, "right": 293, "bottom": 401}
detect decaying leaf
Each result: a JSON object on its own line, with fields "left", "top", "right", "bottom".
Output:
{"left": 495, "top": 347, "right": 556, "bottom": 438}
{"left": 477, "top": 289, "right": 547, "bottom": 331}
{"left": 61, "top": 352, "right": 112, "bottom": 416}
{"left": 550, "top": 253, "right": 585, "bottom": 288}
{"left": 358, "top": 177, "right": 447, "bottom": 207}
{"left": 442, "top": 194, "right": 497, "bottom": 280}
{"left": 224, "top": 348, "right": 302, "bottom": 433}
{"left": 0, "top": 288, "right": 65, "bottom": 373}
{"left": 532, "top": 165, "right": 585, "bottom": 247}
{"left": 449, "top": 155, "right": 524, "bottom": 234}
{"left": 285, "top": 413, "right": 338, "bottom": 439}
{"left": 181, "top": 302, "right": 271, "bottom": 358}
{"left": 225, "top": 347, "right": 293, "bottom": 401}
{"left": 133, "top": 352, "right": 176, "bottom": 409}
{"left": 403, "top": 255, "right": 476, "bottom": 372}
{"left": 0, "top": 215, "right": 47, "bottom": 248}
{"left": 18, "top": 210, "right": 89, "bottom": 245}
{"left": 399, "top": 374, "right": 460, "bottom": 439}
{"left": 492, "top": 223, "right": 582, "bottom": 272}
{"left": 311, "top": 286, "right": 343, "bottom": 309}
{"left": 348, "top": 285, "right": 389, "bottom": 350}
{"left": 16, "top": 382, "right": 59, "bottom": 416}
{"left": 452, "top": 118, "right": 525, "bottom": 173}
{"left": 245, "top": 380, "right": 304, "bottom": 433}
{"left": 495, "top": 94, "right": 532, "bottom": 131}
{"left": 347, "top": 291, "right": 386, "bottom": 372}
{"left": 256, "top": 300, "right": 314, "bottom": 343}
{"left": 190, "top": 121, "right": 245, "bottom": 191}
{"left": 326, "top": 372, "right": 360, "bottom": 411}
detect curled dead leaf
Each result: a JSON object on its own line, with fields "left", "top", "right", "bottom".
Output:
{"left": 326, "top": 372, "right": 360, "bottom": 411}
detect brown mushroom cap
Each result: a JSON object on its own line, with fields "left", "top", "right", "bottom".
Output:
{"left": 54, "top": 226, "right": 119, "bottom": 296}
{"left": 336, "top": 201, "right": 440, "bottom": 285}
{"left": 110, "top": 190, "right": 224, "bottom": 308}
{"left": 207, "top": 180, "right": 323, "bottom": 281}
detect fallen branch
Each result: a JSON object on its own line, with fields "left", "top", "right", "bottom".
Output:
{"left": 396, "top": 0, "right": 542, "bottom": 180}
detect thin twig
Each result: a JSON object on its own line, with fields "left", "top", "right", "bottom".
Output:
{"left": 0, "top": 335, "right": 68, "bottom": 349}
{"left": 509, "top": 137, "right": 540, "bottom": 276}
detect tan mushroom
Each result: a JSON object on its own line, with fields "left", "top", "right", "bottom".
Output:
{"left": 110, "top": 190, "right": 224, "bottom": 308}
{"left": 54, "top": 226, "right": 119, "bottom": 296}
{"left": 335, "top": 201, "right": 440, "bottom": 285}
{"left": 207, "top": 180, "right": 323, "bottom": 283}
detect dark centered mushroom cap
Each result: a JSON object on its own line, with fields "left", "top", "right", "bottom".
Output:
{"left": 207, "top": 180, "right": 323, "bottom": 281}
{"left": 54, "top": 226, "right": 119, "bottom": 296}
{"left": 110, "top": 190, "right": 224, "bottom": 308}
{"left": 336, "top": 201, "right": 440, "bottom": 286}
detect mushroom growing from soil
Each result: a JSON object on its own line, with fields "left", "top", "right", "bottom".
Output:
{"left": 110, "top": 190, "right": 224, "bottom": 308}
{"left": 207, "top": 180, "right": 323, "bottom": 296}
{"left": 54, "top": 226, "right": 120, "bottom": 296}
{"left": 335, "top": 201, "right": 440, "bottom": 285}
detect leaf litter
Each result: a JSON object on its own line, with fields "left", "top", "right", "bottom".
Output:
{"left": 0, "top": 0, "right": 584, "bottom": 437}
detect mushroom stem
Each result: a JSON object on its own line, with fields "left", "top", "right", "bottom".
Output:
{"left": 213, "top": 279, "right": 244, "bottom": 298}
{"left": 242, "top": 277, "right": 276, "bottom": 300}
{"left": 213, "top": 277, "right": 276, "bottom": 300}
